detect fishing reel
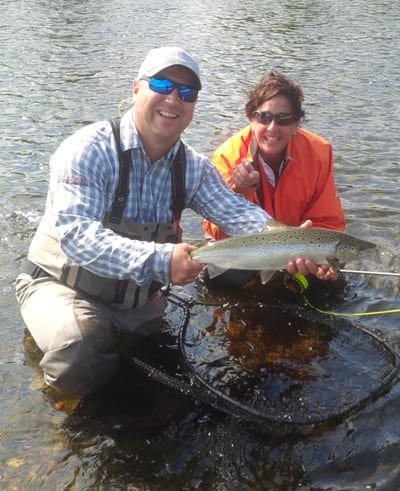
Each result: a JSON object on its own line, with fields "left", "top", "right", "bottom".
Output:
{"left": 283, "top": 272, "right": 310, "bottom": 294}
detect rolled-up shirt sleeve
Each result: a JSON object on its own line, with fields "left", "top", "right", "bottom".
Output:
{"left": 186, "top": 149, "right": 272, "bottom": 236}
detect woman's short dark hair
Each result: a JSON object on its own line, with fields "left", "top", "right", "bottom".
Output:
{"left": 245, "top": 70, "right": 305, "bottom": 121}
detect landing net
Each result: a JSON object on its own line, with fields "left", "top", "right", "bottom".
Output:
{"left": 129, "top": 288, "right": 400, "bottom": 427}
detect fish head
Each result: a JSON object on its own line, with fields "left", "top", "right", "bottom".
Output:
{"left": 335, "top": 234, "right": 377, "bottom": 262}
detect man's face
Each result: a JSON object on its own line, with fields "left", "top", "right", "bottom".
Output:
{"left": 133, "top": 65, "right": 197, "bottom": 156}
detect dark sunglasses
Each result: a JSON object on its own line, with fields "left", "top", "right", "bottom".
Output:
{"left": 143, "top": 76, "right": 199, "bottom": 103}
{"left": 252, "top": 110, "right": 298, "bottom": 126}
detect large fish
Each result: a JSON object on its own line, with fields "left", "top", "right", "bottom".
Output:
{"left": 191, "top": 224, "right": 377, "bottom": 283}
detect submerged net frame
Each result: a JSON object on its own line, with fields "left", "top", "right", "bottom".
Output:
{"left": 129, "top": 288, "right": 400, "bottom": 427}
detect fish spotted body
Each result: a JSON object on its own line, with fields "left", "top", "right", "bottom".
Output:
{"left": 191, "top": 226, "right": 376, "bottom": 278}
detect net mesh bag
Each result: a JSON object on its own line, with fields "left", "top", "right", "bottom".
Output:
{"left": 130, "top": 290, "right": 400, "bottom": 427}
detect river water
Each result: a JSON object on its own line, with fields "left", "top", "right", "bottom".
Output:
{"left": 1, "top": 0, "right": 400, "bottom": 489}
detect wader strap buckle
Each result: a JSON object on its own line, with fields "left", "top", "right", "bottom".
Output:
{"left": 22, "top": 260, "right": 51, "bottom": 279}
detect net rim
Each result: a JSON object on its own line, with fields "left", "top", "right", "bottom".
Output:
{"left": 172, "top": 294, "right": 400, "bottom": 426}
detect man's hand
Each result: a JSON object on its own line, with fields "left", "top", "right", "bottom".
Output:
{"left": 232, "top": 159, "right": 260, "bottom": 190}
{"left": 287, "top": 220, "right": 338, "bottom": 281}
{"left": 170, "top": 243, "right": 204, "bottom": 285}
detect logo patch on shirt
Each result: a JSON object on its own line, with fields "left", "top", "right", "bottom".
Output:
{"left": 58, "top": 175, "right": 88, "bottom": 186}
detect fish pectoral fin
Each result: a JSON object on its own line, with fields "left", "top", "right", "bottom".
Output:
{"left": 259, "top": 270, "right": 276, "bottom": 284}
{"left": 326, "top": 257, "right": 341, "bottom": 270}
{"left": 206, "top": 264, "right": 227, "bottom": 279}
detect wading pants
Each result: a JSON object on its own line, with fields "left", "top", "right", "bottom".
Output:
{"left": 15, "top": 273, "right": 166, "bottom": 396}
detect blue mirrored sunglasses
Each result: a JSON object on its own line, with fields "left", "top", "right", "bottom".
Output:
{"left": 143, "top": 76, "right": 199, "bottom": 103}
{"left": 252, "top": 110, "right": 298, "bottom": 126}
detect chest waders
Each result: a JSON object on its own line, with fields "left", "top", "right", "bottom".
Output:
{"left": 24, "top": 117, "right": 186, "bottom": 310}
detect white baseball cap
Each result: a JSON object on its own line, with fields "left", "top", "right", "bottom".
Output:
{"left": 137, "top": 46, "right": 201, "bottom": 89}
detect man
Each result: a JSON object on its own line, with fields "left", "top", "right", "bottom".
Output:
{"left": 16, "top": 47, "right": 332, "bottom": 396}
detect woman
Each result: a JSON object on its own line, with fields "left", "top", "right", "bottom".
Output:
{"left": 204, "top": 70, "right": 345, "bottom": 240}
{"left": 203, "top": 70, "right": 345, "bottom": 287}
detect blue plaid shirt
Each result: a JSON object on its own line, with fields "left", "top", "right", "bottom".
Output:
{"left": 47, "top": 109, "right": 270, "bottom": 286}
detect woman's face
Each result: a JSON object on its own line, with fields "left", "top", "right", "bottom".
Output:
{"left": 250, "top": 94, "right": 299, "bottom": 162}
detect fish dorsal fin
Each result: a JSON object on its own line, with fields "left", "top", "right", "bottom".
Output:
{"left": 261, "top": 219, "right": 290, "bottom": 233}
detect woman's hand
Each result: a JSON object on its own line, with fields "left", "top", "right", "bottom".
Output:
{"left": 286, "top": 258, "right": 339, "bottom": 281}
{"left": 287, "top": 219, "right": 338, "bottom": 281}
{"left": 232, "top": 159, "right": 260, "bottom": 190}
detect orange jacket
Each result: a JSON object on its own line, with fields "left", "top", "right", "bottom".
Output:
{"left": 204, "top": 125, "right": 345, "bottom": 240}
